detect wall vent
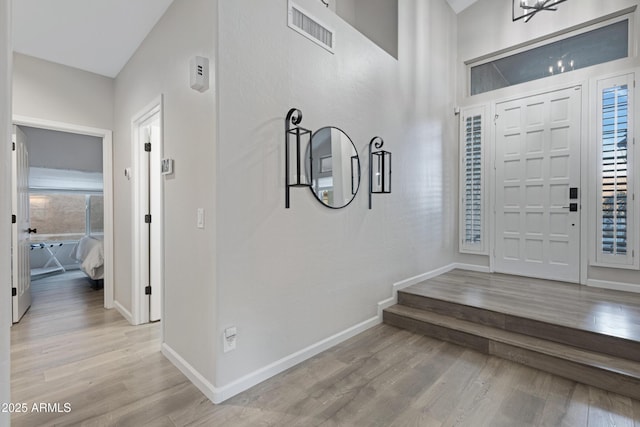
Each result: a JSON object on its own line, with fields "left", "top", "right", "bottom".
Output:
{"left": 288, "top": 1, "right": 334, "bottom": 53}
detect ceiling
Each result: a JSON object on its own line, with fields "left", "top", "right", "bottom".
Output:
{"left": 12, "top": 0, "right": 174, "bottom": 78}
{"left": 446, "top": 0, "right": 479, "bottom": 14}
{"left": 12, "top": 0, "right": 477, "bottom": 79}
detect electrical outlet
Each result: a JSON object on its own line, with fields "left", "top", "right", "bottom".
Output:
{"left": 223, "top": 327, "right": 237, "bottom": 353}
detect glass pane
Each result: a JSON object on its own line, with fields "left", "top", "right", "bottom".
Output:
{"left": 89, "top": 195, "right": 104, "bottom": 235}
{"left": 29, "top": 194, "right": 87, "bottom": 242}
{"left": 471, "top": 20, "right": 628, "bottom": 95}
{"left": 601, "top": 85, "right": 628, "bottom": 255}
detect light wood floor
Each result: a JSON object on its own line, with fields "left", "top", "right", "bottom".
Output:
{"left": 10, "top": 272, "right": 640, "bottom": 426}
{"left": 404, "top": 269, "right": 640, "bottom": 341}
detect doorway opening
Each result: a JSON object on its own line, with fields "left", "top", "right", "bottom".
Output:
{"left": 11, "top": 116, "right": 114, "bottom": 322}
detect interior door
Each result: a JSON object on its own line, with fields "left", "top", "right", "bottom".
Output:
{"left": 12, "top": 125, "right": 32, "bottom": 323}
{"left": 148, "top": 119, "right": 162, "bottom": 322}
{"left": 138, "top": 113, "right": 162, "bottom": 323}
{"left": 494, "top": 86, "right": 582, "bottom": 283}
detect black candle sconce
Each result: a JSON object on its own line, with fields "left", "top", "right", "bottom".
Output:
{"left": 285, "top": 108, "right": 363, "bottom": 209}
{"left": 369, "top": 137, "right": 391, "bottom": 209}
{"left": 285, "top": 108, "right": 312, "bottom": 208}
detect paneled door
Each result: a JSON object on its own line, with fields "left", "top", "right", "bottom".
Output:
{"left": 494, "top": 86, "right": 581, "bottom": 283}
{"left": 12, "top": 125, "right": 32, "bottom": 322}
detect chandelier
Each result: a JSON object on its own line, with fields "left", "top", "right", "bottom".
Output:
{"left": 512, "top": 0, "right": 567, "bottom": 23}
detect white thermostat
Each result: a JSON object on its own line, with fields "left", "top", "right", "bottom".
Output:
{"left": 190, "top": 56, "right": 209, "bottom": 92}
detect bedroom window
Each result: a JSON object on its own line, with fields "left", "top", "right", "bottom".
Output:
{"left": 459, "top": 106, "right": 487, "bottom": 254}
{"left": 595, "top": 73, "right": 638, "bottom": 269}
{"left": 88, "top": 195, "right": 104, "bottom": 235}
{"left": 29, "top": 193, "right": 104, "bottom": 242}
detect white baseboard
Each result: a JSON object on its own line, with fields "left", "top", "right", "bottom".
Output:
{"left": 113, "top": 300, "right": 134, "bottom": 325}
{"left": 162, "top": 343, "right": 221, "bottom": 403}
{"left": 452, "top": 263, "right": 491, "bottom": 273}
{"left": 166, "top": 262, "right": 470, "bottom": 405}
{"left": 377, "top": 296, "right": 396, "bottom": 318}
{"left": 213, "top": 315, "right": 379, "bottom": 403}
{"left": 377, "top": 263, "right": 466, "bottom": 317}
{"left": 586, "top": 278, "right": 640, "bottom": 294}
{"left": 378, "top": 262, "right": 490, "bottom": 317}
{"left": 392, "top": 263, "right": 457, "bottom": 293}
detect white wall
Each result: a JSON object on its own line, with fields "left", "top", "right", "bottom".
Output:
{"left": 113, "top": 0, "right": 218, "bottom": 384}
{"left": 0, "top": 0, "right": 11, "bottom": 422}
{"left": 13, "top": 53, "right": 114, "bottom": 130}
{"left": 335, "top": 0, "right": 398, "bottom": 58}
{"left": 455, "top": 0, "right": 640, "bottom": 288}
{"left": 215, "top": 0, "right": 456, "bottom": 388}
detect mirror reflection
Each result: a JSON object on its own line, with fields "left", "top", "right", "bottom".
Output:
{"left": 307, "top": 127, "right": 360, "bottom": 209}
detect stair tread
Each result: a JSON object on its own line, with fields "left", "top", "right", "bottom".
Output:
{"left": 399, "top": 269, "right": 640, "bottom": 343}
{"left": 385, "top": 304, "right": 640, "bottom": 379}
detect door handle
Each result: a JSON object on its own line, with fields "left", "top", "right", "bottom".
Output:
{"left": 27, "top": 228, "right": 37, "bottom": 234}
{"left": 561, "top": 203, "right": 578, "bottom": 212}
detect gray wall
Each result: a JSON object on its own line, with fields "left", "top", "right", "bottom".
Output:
{"left": 216, "top": 0, "right": 456, "bottom": 388}
{"left": 21, "top": 126, "right": 103, "bottom": 172}
{"left": 335, "top": 0, "right": 398, "bottom": 58}
{"left": 13, "top": 53, "right": 114, "bottom": 130}
{"left": 113, "top": 0, "right": 218, "bottom": 384}
{"left": 114, "top": 0, "right": 456, "bottom": 398}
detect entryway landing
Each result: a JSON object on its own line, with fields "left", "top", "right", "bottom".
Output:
{"left": 384, "top": 269, "right": 640, "bottom": 401}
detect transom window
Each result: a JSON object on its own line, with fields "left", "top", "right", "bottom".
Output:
{"left": 470, "top": 19, "right": 629, "bottom": 96}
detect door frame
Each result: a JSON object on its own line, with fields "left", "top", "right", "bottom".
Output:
{"left": 489, "top": 82, "right": 589, "bottom": 285}
{"left": 1, "top": 0, "right": 10, "bottom": 418}
{"left": 12, "top": 115, "right": 115, "bottom": 308}
{"left": 131, "top": 96, "right": 164, "bottom": 325}
{"left": 11, "top": 125, "right": 32, "bottom": 322}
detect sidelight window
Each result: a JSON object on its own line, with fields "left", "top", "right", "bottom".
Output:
{"left": 460, "top": 106, "right": 486, "bottom": 254}
{"left": 596, "top": 74, "right": 637, "bottom": 268}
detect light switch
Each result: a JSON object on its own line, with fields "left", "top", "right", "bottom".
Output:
{"left": 197, "top": 208, "right": 205, "bottom": 229}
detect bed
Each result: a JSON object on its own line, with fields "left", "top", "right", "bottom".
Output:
{"left": 71, "top": 236, "right": 104, "bottom": 285}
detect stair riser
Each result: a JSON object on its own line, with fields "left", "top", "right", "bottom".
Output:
{"left": 492, "top": 342, "right": 640, "bottom": 401}
{"left": 384, "top": 310, "right": 489, "bottom": 354}
{"left": 398, "top": 292, "right": 640, "bottom": 363}
{"left": 383, "top": 310, "right": 640, "bottom": 401}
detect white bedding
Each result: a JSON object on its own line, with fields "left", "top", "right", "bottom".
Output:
{"left": 71, "top": 236, "right": 104, "bottom": 280}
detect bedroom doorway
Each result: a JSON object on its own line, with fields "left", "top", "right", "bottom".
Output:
{"left": 12, "top": 116, "right": 114, "bottom": 313}
{"left": 132, "top": 97, "right": 163, "bottom": 324}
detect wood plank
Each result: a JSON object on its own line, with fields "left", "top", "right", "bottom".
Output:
{"left": 11, "top": 271, "right": 640, "bottom": 426}
{"left": 399, "top": 269, "right": 640, "bottom": 361}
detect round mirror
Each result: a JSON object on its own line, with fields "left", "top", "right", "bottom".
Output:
{"left": 306, "top": 127, "right": 360, "bottom": 209}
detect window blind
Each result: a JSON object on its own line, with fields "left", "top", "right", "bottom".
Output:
{"left": 601, "top": 85, "right": 628, "bottom": 256}
{"left": 463, "top": 114, "right": 483, "bottom": 246}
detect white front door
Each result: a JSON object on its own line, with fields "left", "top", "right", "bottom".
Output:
{"left": 12, "top": 125, "right": 32, "bottom": 323}
{"left": 494, "top": 86, "right": 582, "bottom": 283}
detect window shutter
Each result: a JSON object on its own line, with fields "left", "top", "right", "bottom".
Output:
{"left": 460, "top": 107, "right": 486, "bottom": 254}
{"left": 595, "top": 74, "right": 637, "bottom": 269}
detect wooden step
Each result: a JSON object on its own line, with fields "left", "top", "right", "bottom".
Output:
{"left": 397, "top": 275, "right": 640, "bottom": 363}
{"left": 383, "top": 304, "right": 640, "bottom": 401}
